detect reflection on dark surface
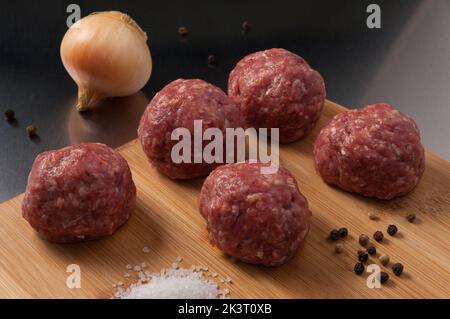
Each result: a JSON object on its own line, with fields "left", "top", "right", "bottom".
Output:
{"left": 67, "top": 92, "right": 149, "bottom": 145}
{"left": 1, "top": 0, "right": 450, "bottom": 201}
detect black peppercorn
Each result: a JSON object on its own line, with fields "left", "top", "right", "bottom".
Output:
{"left": 26, "top": 125, "right": 37, "bottom": 138}
{"left": 354, "top": 262, "right": 365, "bottom": 275}
{"left": 392, "top": 263, "right": 404, "bottom": 276}
{"left": 329, "top": 229, "right": 340, "bottom": 241}
{"left": 358, "top": 234, "right": 369, "bottom": 246}
{"left": 5, "top": 109, "right": 15, "bottom": 122}
{"left": 379, "top": 271, "right": 389, "bottom": 284}
{"left": 357, "top": 250, "right": 369, "bottom": 263}
{"left": 338, "top": 227, "right": 348, "bottom": 238}
{"left": 178, "top": 26, "right": 189, "bottom": 37}
{"left": 387, "top": 224, "right": 398, "bottom": 236}
{"left": 241, "top": 20, "right": 251, "bottom": 33}
{"left": 373, "top": 230, "right": 384, "bottom": 242}
{"left": 366, "top": 245, "right": 376, "bottom": 256}
{"left": 406, "top": 212, "right": 416, "bottom": 223}
{"left": 207, "top": 54, "right": 217, "bottom": 67}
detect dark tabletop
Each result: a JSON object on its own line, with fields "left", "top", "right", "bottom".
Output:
{"left": 1, "top": 0, "right": 449, "bottom": 202}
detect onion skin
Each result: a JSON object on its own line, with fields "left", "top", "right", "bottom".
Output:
{"left": 61, "top": 11, "right": 152, "bottom": 111}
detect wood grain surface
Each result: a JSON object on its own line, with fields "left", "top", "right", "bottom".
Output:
{"left": 0, "top": 100, "right": 449, "bottom": 299}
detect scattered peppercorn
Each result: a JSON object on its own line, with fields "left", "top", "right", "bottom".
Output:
{"left": 241, "top": 20, "right": 252, "bottom": 33}
{"left": 379, "top": 271, "right": 389, "bottom": 284}
{"left": 177, "top": 26, "right": 189, "bottom": 37}
{"left": 366, "top": 245, "right": 377, "bottom": 256}
{"left": 358, "top": 234, "right": 369, "bottom": 246}
{"left": 392, "top": 263, "right": 404, "bottom": 276}
{"left": 207, "top": 54, "right": 217, "bottom": 67}
{"left": 5, "top": 109, "right": 15, "bottom": 122}
{"left": 338, "top": 227, "right": 348, "bottom": 238}
{"left": 357, "top": 250, "right": 369, "bottom": 263}
{"left": 406, "top": 212, "right": 416, "bottom": 223}
{"left": 368, "top": 212, "right": 378, "bottom": 220}
{"left": 379, "top": 254, "right": 390, "bottom": 266}
{"left": 334, "top": 243, "right": 344, "bottom": 254}
{"left": 354, "top": 262, "right": 365, "bottom": 275}
{"left": 387, "top": 224, "right": 398, "bottom": 236}
{"left": 329, "top": 229, "right": 340, "bottom": 241}
{"left": 373, "top": 230, "right": 384, "bottom": 242}
{"left": 26, "top": 125, "right": 37, "bottom": 138}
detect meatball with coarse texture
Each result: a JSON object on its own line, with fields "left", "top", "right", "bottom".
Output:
{"left": 228, "top": 48, "right": 326, "bottom": 143}
{"left": 313, "top": 103, "right": 425, "bottom": 199}
{"left": 138, "top": 79, "right": 243, "bottom": 179}
{"left": 199, "top": 161, "right": 311, "bottom": 266}
{"left": 22, "top": 143, "right": 136, "bottom": 243}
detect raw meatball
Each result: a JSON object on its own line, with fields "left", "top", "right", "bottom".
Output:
{"left": 138, "top": 79, "right": 243, "bottom": 179}
{"left": 22, "top": 143, "right": 136, "bottom": 243}
{"left": 313, "top": 103, "right": 425, "bottom": 200}
{"left": 199, "top": 161, "right": 311, "bottom": 266}
{"left": 228, "top": 48, "right": 326, "bottom": 143}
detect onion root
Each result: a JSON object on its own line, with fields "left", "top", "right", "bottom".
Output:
{"left": 76, "top": 87, "right": 105, "bottom": 112}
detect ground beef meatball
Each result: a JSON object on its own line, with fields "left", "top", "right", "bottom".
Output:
{"left": 313, "top": 103, "right": 425, "bottom": 200}
{"left": 22, "top": 143, "right": 136, "bottom": 243}
{"left": 138, "top": 79, "right": 243, "bottom": 179}
{"left": 199, "top": 161, "right": 311, "bottom": 266}
{"left": 228, "top": 48, "right": 326, "bottom": 143}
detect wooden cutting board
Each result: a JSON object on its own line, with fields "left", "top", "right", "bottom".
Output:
{"left": 0, "top": 100, "right": 449, "bottom": 299}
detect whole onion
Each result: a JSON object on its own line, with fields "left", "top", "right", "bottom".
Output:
{"left": 61, "top": 11, "right": 152, "bottom": 111}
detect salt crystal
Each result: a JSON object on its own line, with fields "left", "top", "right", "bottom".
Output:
{"left": 142, "top": 246, "right": 150, "bottom": 253}
{"left": 117, "top": 267, "right": 224, "bottom": 299}
{"left": 124, "top": 273, "right": 131, "bottom": 278}
{"left": 126, "top": 264, "right": 132, "bottom": 270}
{"left": 141, "top": 262, "right": 147, "bottom": 269}
{"left": 175, "top": 256, "right": 183, "bottom": 263}
{"left": 117, "top": 281, "right": 124, "bottom": 286}
{"left": 134, "top": 265, "right": 142, "bottom": 272}
{"left": 211, "top": 272, "right": 218, "bottom": 278}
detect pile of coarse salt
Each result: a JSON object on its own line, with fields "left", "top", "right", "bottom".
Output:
{"left": 113, "top": 256, "right": 231, "bottom": 299}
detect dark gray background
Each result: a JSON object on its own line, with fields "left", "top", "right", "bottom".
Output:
{"left": 1, "top": 0, "right": 449, "bottom": 202}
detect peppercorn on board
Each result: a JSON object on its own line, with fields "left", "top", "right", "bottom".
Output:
{"left": 0, "top": 100, "right": 449, "bottom": 298}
